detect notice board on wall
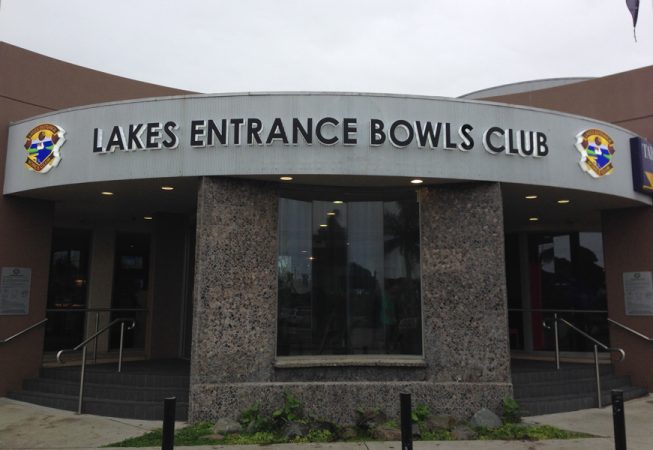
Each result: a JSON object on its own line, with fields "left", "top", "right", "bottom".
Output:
{"left": 623, "top": 271, "right": 653, "bottom": 316}
{"left": 0, "top": 267, "right": 31, "bottom": 315}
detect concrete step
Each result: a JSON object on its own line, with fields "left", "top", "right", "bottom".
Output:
{"left": 22, "top": 378, "right": 189, "bottom": 402}
{"left": 511, "top": 363, "right": 614, "bottom": 384}
{"left": 513, "top": 374, "right": 632, "bottom": 398}
{"left": 7, "top": 359, "right": 190, "bottom": 421}
{"left": 517, "top": 385, "right": 648, "bottom": 416}
{"left": 7, "top": 390, "right": 188, "bottom": 421}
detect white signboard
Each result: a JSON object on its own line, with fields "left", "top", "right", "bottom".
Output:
{"left": 0, "top": 267, "right": 31, "bottom": 315}
{"left": 623, "top": 271, "right": 653, "bottom": 316}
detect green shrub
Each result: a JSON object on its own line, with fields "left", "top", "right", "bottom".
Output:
{"left": 502, "top": 397, "right": 522, "bottom": 424}
{"left": 411, "top": 403, "right": 431, "bottom": 423}
{"left": 272, "top": 392, "right": 303, "bottom": 424}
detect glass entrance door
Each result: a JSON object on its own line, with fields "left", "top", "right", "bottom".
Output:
{"left": 44, "top": 229, "right": 91, "bottom": 351}
{"left": 507, "top": 231, "right": 608, "bottom": 353}
{"left": 110, "top": 233, "right": 149, "bottom": 349}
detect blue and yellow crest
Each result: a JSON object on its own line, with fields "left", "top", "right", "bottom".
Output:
{"left": 24, "top": 124, "right": 65, "bottom": 173}
{"left": 575, "top": 129, "right": 615, "bottom": 178}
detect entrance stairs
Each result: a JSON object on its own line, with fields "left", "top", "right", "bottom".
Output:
{"left": 6, "top": 359, "right": 190, "bottom": 420}
{"left": 511, "top": 359, "right": 648, "bottom": 416}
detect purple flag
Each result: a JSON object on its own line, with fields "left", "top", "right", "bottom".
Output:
{"left": 626, "top": 0, "right": 639, "bottom": 41}
{"left": 626, "top": 0, "right": 639, "bottom": 27}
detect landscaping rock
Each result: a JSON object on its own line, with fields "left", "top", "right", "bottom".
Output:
{"left": 213, "top": 418, "right": 242, "bottom": 434}
{"left": 356, "top": 409, "right": 388, "bottom": 430}
{"left": 340, "top": 426, "right": 358, "bottom": 440}
{"left": 205, "top": 433, "right": 224, "bottom": 440}
{"left": 372, "top": 425, "right": 402, "bottom": 441}
{"left": 412, "top": 423, "right": 421, "bottom": 438}
{"left": 451, "top": 425, "right": 477, "bottom": 440}
{"left": 421, "top": 414, "right": 456, "bottom": 432}
{"left": 283, "top": 421, "right": 310, "bottom": 439}
{"left": 469, "top": 407, "right": 502, "bottom": 429}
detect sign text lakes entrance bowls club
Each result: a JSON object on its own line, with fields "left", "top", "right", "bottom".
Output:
{"left": 91, "top": 117, "right": 551, "bottom": 157}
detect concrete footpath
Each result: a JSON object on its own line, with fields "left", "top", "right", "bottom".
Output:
{"left": 0, "top": 395, "right": 651, "bottom": 450}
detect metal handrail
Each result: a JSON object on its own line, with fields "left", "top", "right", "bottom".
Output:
{"left": 510, "top": 308, "right": 608, "bottom": 314}
{"left": 0, "top": 318, "right": 48, "bottom": 344}
{"left": 56, "top": 317, "right": 135, "bottom": 414}
{"left": 608, "top": 318, "right": 653, "bottom": 342}
{"left": 550, "top": 313, "right": 625, "bottom": 409}
{"left": 47, "top": 308, "right": 146, "bottom": 363}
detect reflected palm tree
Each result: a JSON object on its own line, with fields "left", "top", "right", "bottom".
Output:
{"left": 384, "top": 202, "right": 419, "bottom": 280}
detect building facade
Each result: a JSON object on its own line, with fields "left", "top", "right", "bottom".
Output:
{"left": 1, "top": 42, "right": 652, "bottom": 422}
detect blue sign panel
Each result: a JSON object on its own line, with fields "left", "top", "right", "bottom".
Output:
{"left": 631, "top": 137, "right": 653, "bottom": 195}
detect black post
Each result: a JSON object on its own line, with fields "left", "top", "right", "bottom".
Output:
{"left": 611, "top": 390, "right": 627, "bottom": 450}
{"left": 400, "top": 392, "right": 413, "bottom": 450}
{"left": 162, "top": 397, "right": 176, "bottom": 450}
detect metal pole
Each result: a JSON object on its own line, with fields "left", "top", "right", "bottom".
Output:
{"left": 118, "top": 322, "right": 125, "bottom": 373}
{"left": 162, "top": 397, "right": 176, "bottom": 450}
{"left": 594, "top": 344, "right": 602, "bottom": 408}
{"left": 553, "top": 313, "right": 560, "bottom": 370}
{"left": 611, "top": 390, "right": 627, "bottom": 450}
{"left": 400, "top": 393, "right": 412, "bottom": 450}
{"left": 77, "top": 346, "right": 87, "bottom": 414}
{"left": 93, "top": 312, "right": 100, "bottom": 364}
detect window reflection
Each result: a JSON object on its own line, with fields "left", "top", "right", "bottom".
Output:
{"left": 277, "top": 193, "right": 421, "bottom": 356}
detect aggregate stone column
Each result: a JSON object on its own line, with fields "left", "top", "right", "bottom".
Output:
{"left": 420, "top": 182, "right": 511, "bottom": 385}
{"left": 190, "top": 177, "right": 278, "bottom": 422}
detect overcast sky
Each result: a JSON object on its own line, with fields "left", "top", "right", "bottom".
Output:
{"left": 1, "top": 0, "right": 651, "bottom": 97}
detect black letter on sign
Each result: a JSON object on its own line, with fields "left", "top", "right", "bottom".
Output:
{"left": 390, "top": 120, "right": 414, "bottom": 148}
{"left": 247, "top": 118, "right": 263, "bottom": 145}
{"left": 190, "top": 120, "right": 206, "bottom": 147}
{"left": 207, "top": 119, "right": 227, "bottom": 146}
{"left": 458, "top": 124, "right": 474, "bottom": 151}
{"left": 162, "top": 121, "right": 179, "bottom": 149}
{"left": 343, "top": 118, "right": 357, "bottom": 145}
{"left": 483, "top": 126, "right": 505, "bottom": 154}
{"left": 93, "top": 128, "right": 104, "bottom": 153}
{"left": 127, "top": 124, "right": 145, "bottom": 150}
{"left": 316, "top": 117, "right": 339, "bottom": 145}
{"left": 370, "top": 119, "right": 386, "bottom": 146}
{"left": 230, "top": 118, "right": 244, "bottom": 145}
{"left": 415, "top": 121, "right": 441, "bottom": 149}
{"left": 266, "top": 118, "right": 289, "bottom": 144}
{"left": 146, "top": 122, "right": 162, "bottom": 149}
{"left": 106, "top": 126, "right": 126, "bottom": 152}
{"left": 292, "top": 118, "right": 312, "bottom": 144}
{"left": 536, "top": 132, "right": 549, "bottom": 157}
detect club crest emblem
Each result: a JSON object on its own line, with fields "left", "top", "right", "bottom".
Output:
{"left": 24, "top": 124, "right": 65, "bottom": 173}
{"left": 575, "top": 129, "right": 615, "bottom": 178}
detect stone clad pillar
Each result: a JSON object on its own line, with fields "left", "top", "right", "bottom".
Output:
{"left": 190, "top": 177, "right": 278, "bottom": 420}
{"left": 420, "top": 182, "right": 511, "bottom": 384}
{"left": 190, "top": 178, "right": 511, "bottom": 424}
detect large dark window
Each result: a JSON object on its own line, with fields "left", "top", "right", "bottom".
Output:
{"left": 277, "top": 191, "right": 421, "bottom": 356}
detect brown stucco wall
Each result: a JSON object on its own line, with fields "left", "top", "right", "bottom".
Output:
{"left": 0, "top": 42, "right": 192, "bottom": 396}
{"left": 603, "top": 208, "right": 653, "bottom": 390}
{"left": 484, "top": 65, "right": 653, "bottom": 140}
{"left": 485, "top": 67, "right": 653, "bottom": 391}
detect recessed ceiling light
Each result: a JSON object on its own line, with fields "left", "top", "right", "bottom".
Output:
{"left": 308, "top": 256, "right": 316, "bottom": 261}
{"left": 280, "top": 176, "right": 293, "bottom": 181}
{"left": 411, "top": 179, "right": 423, "bottom": 184}
{"left": 529, "top": 217, "right": 539, "bottom": 222}
{"left": 101, "top": 191, "right": 114, "bottom": 196}
{"left": 327, "top": 212, "right": 336, "bottom": 216}
{"left": 161, "top": 186, "right": 174, "bottom": 191}
{"left": 557, "top": 199, "right": 571, "bottom": 204}
{"left": 333, "top": 200, "right": 344, "bottom": 204}
{"left": 143, "top": 216, "right": 153, "bottom": 220}
{"left": 525, "top": 195, "right": 538, "bottom": 199}
{"left": 319, "top": 224, "right": 328, "bottom": 228}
